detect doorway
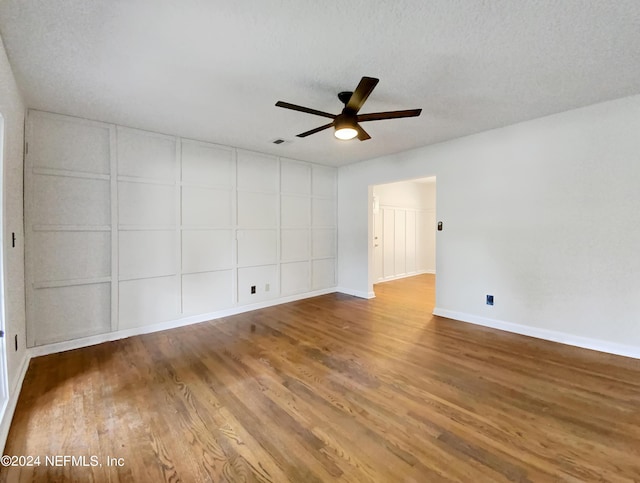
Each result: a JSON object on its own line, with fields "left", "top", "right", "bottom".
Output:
{"left": 371, "top": 177, "right": 436, "bottom": 293}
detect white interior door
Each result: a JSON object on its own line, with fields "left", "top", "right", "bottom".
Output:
{"left": 373, "top": 210, "right": 383, "bottom": 282}
{"left": 382, "top": 208, "right": 395, "bottom": 279}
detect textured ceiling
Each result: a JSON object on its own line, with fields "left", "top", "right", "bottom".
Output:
{"left": 1, "top": 1, "right": 639, "bottom": 166}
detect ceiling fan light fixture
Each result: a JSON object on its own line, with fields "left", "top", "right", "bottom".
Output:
{"left": 334, "top": 126, "right": 358, "bottom": 140}
{"left": 334, "top": 114, "right": 358, "bottom": 140}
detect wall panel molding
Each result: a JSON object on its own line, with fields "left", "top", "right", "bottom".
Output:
{"left": 375, "top": 202, "right": 435, "bottom": 283}
{"left": 24, "top": 109, "right": 337, "bottom": 347}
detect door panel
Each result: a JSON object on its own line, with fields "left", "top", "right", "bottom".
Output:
{"left": 383, "top": 208, "right": 395, "bottom": 278}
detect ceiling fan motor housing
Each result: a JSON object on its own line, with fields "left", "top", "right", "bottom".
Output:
{"left": 334, "top": 111, "right": 357, "bottom": 130}
{"left": 338, "top": 91, "right": 354, "bottom": 105}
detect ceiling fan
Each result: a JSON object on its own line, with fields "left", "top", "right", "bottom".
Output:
{"left": 275, "top": 76, "right": 422, "bottom": 141}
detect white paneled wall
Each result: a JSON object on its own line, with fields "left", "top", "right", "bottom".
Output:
{"left": 311, "top": 166, "right": 337, "bottom": 289}
{"left": 117, "top": 127, "right": 180, "bottom": 330}
{"left": 376, "top": 207, "right": 435, "bottom": 282}
{"left": 24, "top": 110, "right": 337, "bottom": 347}
{"left": 280, "top": 160, "right": 311, "bottom": 297}
{"left": 25, "top": 112, "right": 114, "bottom": 346}
{"left": 279, "top": 160, "right": 337, "bottom": 296}
{"left": 181, "top": 140, "right": 236, "bottom": 317}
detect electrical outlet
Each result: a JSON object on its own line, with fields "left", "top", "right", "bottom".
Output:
{"left": 486, "top": 295, "right": 494, "bottom": 306}
{"left": 250, "top": 285, "right": 256, "bottom": 294}
{"left": 265, "top": 283, "right": 270, "bottom": 292}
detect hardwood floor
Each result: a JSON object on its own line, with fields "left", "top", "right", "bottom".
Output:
{"left": 3, "top": 274, "right": 640, "bottom": 482}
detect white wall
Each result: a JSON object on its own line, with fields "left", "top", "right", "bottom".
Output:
{"left": 24, "top": 110, "right": 337, "bottom": 347}
{"left": 0, "top": 34, "right": 27, "bottom": 446}
{"left": 372, "top": 180, "right": 436, "bottom": 281}
{"left": 338, "top": 94, "right": 640, "bottom": 355}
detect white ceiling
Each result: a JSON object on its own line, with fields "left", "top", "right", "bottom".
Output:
{"left": 1, "top": 1, "right": 639, "bottom": 166}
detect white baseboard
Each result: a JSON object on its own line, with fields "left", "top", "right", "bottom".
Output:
{"left": 0, "top": 352, "right": 30, "bottom": 452}
{"left": 432, "top": 308, "right": 640, "bottom": 360}
{"left": 30, "top": 287, "right": 338, "bottom": 358}
{"left": 374, "top": 270, "right": 434, "bottom": 284}
{"left": 336, "top": 287, "right": 376, "bottom": 299}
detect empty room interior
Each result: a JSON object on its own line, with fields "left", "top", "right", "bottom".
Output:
{"left": 0, "top": 1, "right": 640, "bottom": 481}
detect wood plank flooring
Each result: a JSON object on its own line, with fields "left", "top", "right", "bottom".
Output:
{"left": 3, "top": 274, "right": 640, "bottom": 482}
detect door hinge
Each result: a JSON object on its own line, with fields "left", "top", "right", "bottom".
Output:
{"left": 0, "top": 330, "right": 4, "bottom": 338}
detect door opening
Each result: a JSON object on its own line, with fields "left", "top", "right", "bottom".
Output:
{"left": 369, "top": 176, "right": 436, "bottom": 302}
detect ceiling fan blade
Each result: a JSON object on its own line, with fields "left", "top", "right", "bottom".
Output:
{"left": 346, "top": 77, "right": 379, "bottom": 113}
{"left": 296, "top": 122, "right": 334, "bottom": 138}
{"left": 276, "top": 101, "right": 336, "bottom": 119}
{"left": 355, "top": 124, "right": 371, "bottom": 141}
{"left": 357, "top": 109, "right": 422, "bottom": 122}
